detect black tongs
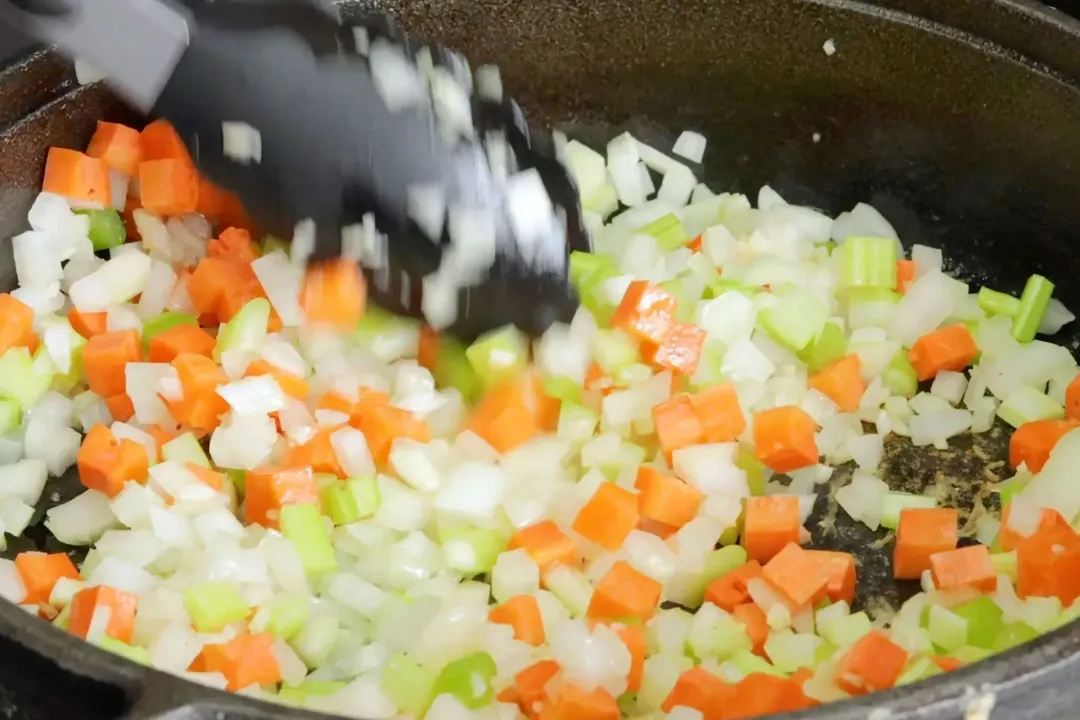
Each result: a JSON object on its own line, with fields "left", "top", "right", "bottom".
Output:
{"left": 0, "top": 0, "right": 587, "bottom": 339}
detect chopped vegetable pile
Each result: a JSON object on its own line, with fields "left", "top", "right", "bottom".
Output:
{"left": 0, "top": 117, "right": 1078, "bottom": 720}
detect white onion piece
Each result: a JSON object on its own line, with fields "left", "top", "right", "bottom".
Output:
{"left": 69, "top": 251, "right": 152, "bottom": 311}
{"left": 45, "top": 490, "right": 117, "bottom": 546}
{"left": 1039, "top": 298, "right": 1075, "bottom": 335}
{"left": 217, "top": 376, "right": 286, "bottom": 416}
{"left": 672, "top": 131, "right": 707, "bottom": 163}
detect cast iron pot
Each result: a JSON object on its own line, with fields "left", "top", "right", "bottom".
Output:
{"left": 2, "top": 0, "right": 1080, "bottom": 718}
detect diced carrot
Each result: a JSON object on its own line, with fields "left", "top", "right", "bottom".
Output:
{"left": 833, "top": 631, "right": 908, "bottom": 696}
{"left": 997, "top": 502, "right": 1066, "bottom": 552}
{"left": 1009, "top": 419, "right": 1080, "bottom": 473}
{"left": 139, "top": 158, "right": 199, "bottom": 216}
{"left": 587, "top": 560, "right": 662, "bottom": 623}
{"left": 508, "top": 520, "right": 578, "bottom": 571}
{"left": 896, "top": 260, "right": 916, "bottom": 294}
{"left": 611, "top": 280, "right": 677, "bottom": 345}
{"left": 652, "top": 394, "right": 705, "bottom": 462}
{"left": 42, "top": 147, "right": 110, "bottom": 205}
{"left": 742, "top": 496, "right": 801, "bottom": 564}
{"left": 68, "top": 585, "right": 138, "bottom": 643}
{"left": 808, "top": 354, "right": 866, "bottom": 413}
{"left": 196, "top": 633, "right": 281, "bottom": 692}
{"left": 636, "top": 466, "right": 703, "bottom": 530}
{"left": 465, "top": 371, "right": 558, "bottom": 454}
{"left": 186, "top": 462, "right": 224, "bottom": 492}
{"left": 67, "top": 307, "right": 107, "bottom": 340}
{"left": 537, "top": 683, "right": 619, "bottom": 720}
{"left": 514, "top": 659, "right": 561, "bottom": 715}
{"left": 187, "top": 257, "right": 244, "bottom": 320}
{"left": 496, "top": 686, "right": 520, "bottom": 706}
{"left": 908, "top": 324, "right": 979, "bottom": 381}
{"left": 762, "top": 542, "right": 829, "bottom": 609}
{"left": 489, "top": 595, "right": 545, "bottom": 647}
{"left": 729, "top": 672, "right": 815, "bottom": 718}
{"left": 752, "top": 405, "right": 819, "bottom": 473}
{"left": 357, "top": 403, "right": 431, "bottom": 466}
{"left": 417, "top": 326, "right": 439, "bottom": 372}
{"left": 196, "top": 176, "right": 233, "bottom": 226}
{"left": 733, "top": 603, "right": 769, "bottom": 656}
{"left": 929, "top": 545, "right": 997, "bottom": 593}
{"left": 105, "top": 393, "right": 135, "bottom": 423}
{"left": 83, "top": 329, "right": 142, "bottom": 397}
{"left": 244, "top": 360, "right": 309, "bottom": 401}
{"left": 573, "top": 482, "right": 640, "bottom": 550}
{"left": 86, "top": 121, "right": 142, "bottom": 176}
{"left": 77, "top": 424, "right": 150, "bottom": 497}
{"left": 805, "top": 550, "right": 857, "bottom": 605}
{"left": 168, "top": 353, "right": 230, "bottom": 431}
{"left": 15, "top": 552, "right": 80, "bottom": 605}
{"left": 0, "top": 294, "right": 36, "bottom": 356}
{"left": 244, "top": 466, "right": 319, "bottom": 529}
{"left": 687, "top": 234, "right": 704, "bottom": 253}
{"left": 140, "top": 119, "right": 193, "bottom": 165}
{"left": 1016, "top": 521, "right": 1080, "bottom": 604}
{"left": 207, "top": 227, "right": 259, "bottom": 264}
{"left": 285, "top": 427, "right": 347, "bottom": 478}
{"left": 689, "top": 382, "right": 745, "bottom": 443}
{"left": 931, "top": 655, "right": 964, "bottom": 672}
{"left": 642, "top": 321, "right": 707, "bottom": 376}
{"left": 614, "top": 623, "right": 645, "bottom": 693}
{"left": 789, "top": 667, "right": 814, "bottom": 687}
{"left": 122, "top": 194, "right": 141, "bottom": 240}
{"left": 300, "top": 259, "right": 366, "bottom": 330}
{"left": 661, "top": 666, "right": 733, "bottom": 716}
{"left": 148, "top": 323, "right": 216, "bottom": 363}
{"left": 893, "top": 507, "right": 959, "bottom": 580}
{"left": 1066, "top": 373, "right": 1080, "bottom": 421}
{"left": 704, "top": 561, "right": 764, "bottom": 612}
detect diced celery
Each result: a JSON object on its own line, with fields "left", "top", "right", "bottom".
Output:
{"left": 355, "top": 305, "right": 420, "bottom": 341}
{"left": 557, "top": 402, "right": 599, "bottom": 444}
{"left": 543, "top": 375, "right": 582, "bottom": 404}
{"left": 991, "top": 551, "right": 1017, "bottom": 581}
{"left": 261, "top": 235, "right": 290, "bottom": 256}
{"left": 466, "top": 325, "right": 529, "bottom": 389}
{"left": 52, "top": 604, "right": 70, "bottom": 630}
{"left": 76, "top": 208, "right": 126, "bottom": 250}
{"left": 996, "top": 385, "right": 1064, "bottom": 428}
{"left": 578, "top": 265, "right": 622, "bottom": 323}
{"left": 1011, "top": 274, "right": 1054, "bottom": 343}
{"left": 896, "top": 656, "right": 941, "bottom": 686}
{"left": 50, "top": 322, "right": 87, "bottom": 393}
{"left": 758, "top": 287, "right": 829, "bottom": 352}
{"left": 690, "top": 606, "right": 752, "bottom": 660}
{"left": 642, "top": 213, "right": 691, "bottom": 252}
{"left": 268, "top": 593, "right": 311, "bottom": 640}
{"left": 347, "top": 475, "right": 380, "bottom": 520}
{"left": 280, "top": 503, "right": 338, "bottom": 577}
{"left": 0, "top": 400, "right": 21, "bottom": 435}
{"left": 687, "top": 342, "right": 725, "bottom": 392}
{"left": 593, "top": 329, "right": 641, "bottom": 375}
{"left": 0, "top": 347, "right": 53, "bottom": 410}
{"left": 214, "top": 297, "right": 270, "bottom": 360}
{"left": 798, "top": 320, "right": 847, "bottom": 372}
{"left": 992, "top": 622, "right": 1038, "bottom": 651}
{"left": 431, "top": 652, "right": 497, "bottom": 709}
{"left": 706, "top": 277, "right": 758, "bottom": 299}
{"left": 569, "top": 251, "right": 615, "bottom": 288}
{"left": 96, "top": 636, "right": 150, "bottom": 665}
{"left": 840, "top": 236, "right": 897, "bottom": 290}
{"left": 140, "top": 311, "right": 198, "bottom": 349}
{"left": 705, "top": 546, "right": 749, "bottom": 584}
{"left": 882, "top": 351, "right": 919, "bottom": 398}
{"left": 729, "top": 650, "right": 785, "bottom": 678}
{"left": 321, "top": 482, "right": 360, "bottom": 526}
{"left": 430, "top": 335, "right": 482, "bottom": 403}
{"left": 977, "top": 287, "right": 1020, "bottom": 318}
{"left": 277, "top": 682, "right": 347, "bottom": 706}
{"left": 847, "top": 287, "right": 900, "bottom": 329}
{"left": 659, "top": 278, "right": 697, "bottom": 323}
{"left": 952, "top": 645, "right": 993, "bottom": 663}
{"left": 442, "top": 527, "right": 507, "bottom": 574}
{"left": 814, "top": 640, "right": 838, "bottom": 666}
{"left": 226, "top": 468, "right": 245, "bottom": 495}
{"left": 162, "top": 432, "right": 210, "bottom": 468}
{"left": 290, "top": 614, "right": 339, "bottom": 667}
{"left": 762, "top": 631, "right": 820, "bottom": 673}
{"left": 997, "top": 477, "right": 1026, "bottom": 507}
{"left": 735, "top": 448, "right": 766, "bottom": 496}
{"left": 928, "top": 605, "right": 968, "bottom": 652}
{"left": 183, "top": 581, "right": 250, "bottom": 632}
{"left": 818, "top": 611, "right": 872, "bottom": 647}
{"left": 381, "top": 653, "right": 436, "bottom": 715}
{"left": 880, "top": 492, "right": 938, "bottom": 530}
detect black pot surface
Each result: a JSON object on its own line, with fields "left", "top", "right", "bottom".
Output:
{"left": 1, "top": 1, "right": 1080, "bottom": 718}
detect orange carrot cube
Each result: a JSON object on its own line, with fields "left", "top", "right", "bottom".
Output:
{"left": 635, "top": 467, "right": 703, "bottom": 530}
{"left": 742, "top": 496, "right": 801, "bottom": 564}
{"left": 652, "top": 394, "right": 705, "bottom": 462}
{"left": 196, "top": 633, "right": 281, "bottom": 691}
{"left": 489, "top": 595, "right": 545, "bottom": 646}
{"left": 68, "top": 585, "right": 138, "bottom": 643}
{"left": 808, "top": 354, "right": 866, "bottom": 413}
{"left": 14, "top": 552, "right": 80, "bottom": 606}
{"left": 762, "top": 542, "right": 829, "bottom": 609}
{"left": 573, "top": 482, "right": 640, "bottom": 550}
{"left": 805, "top": 550, "right": 857, "bottom": 605}
{"left": 611, "top": 280, "right": 677, "bottom": 345}
{"left": 77, "top": 424, "right": 150, "bottom": 497}
{"left": 704, "top": 561, "right": 764, "bottom": 612}
{"left": 82, "top": 329, "right": 143, "bottom": 398}
{"left": 587, "top": 561, "right": 662, "bottom": 623}
{"left": 833, "top": 631, "right": 908, "bottom": 695}
{"left": 929, "top": 544, "right": 997, "bottom": 593}
{"left": 148, "top": 323, "right": 216, "bottom": 363}
{"left": 908, "top": 324, "right": 978, "bottom": 381}
{"left": 689, "top": 382, "right": 746, "bottom": 443}
{"left": 893, "top": 508, "right": 958, "bottom": 580}
{"left": 752, "top": 406, "right": 819, "bottom": 473}
{"left": 508, "top": 520, "right": 578, "bottom": 571}
{"left": 244, "top": 466, "right": 320, "bottom": 529}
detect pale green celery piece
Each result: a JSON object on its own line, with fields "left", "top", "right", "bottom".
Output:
{"left": 290, "top": 614, "right": 340, "bottom": 667}
{"left": 443, "top": 527, "right": 507, "bottom": 574}
{"left": 690, "top": 610, "right": 752, "bottom": 661}
{"left": 881, "top": 351, "right": 919, "bottom": 398}
{"left": 704, "top": 546, "right": 749, "bottom": 583}
{"left": 990, "top": 551, "right": 1018, "bottom": 581}
{"left": 718, "top": 519, "right": 742, "bottom": 548}
{"left": 613, "top": 363, "right": 654, "bottom": 388}
{"left": 466, "top": 325, "right": 529, "bottom": 389}
{"left": 280, "top": 503, "right": 338, "bottom": 578}
{"left": 430, "top": 335, "right": 482, "bottom": 403}
{"left": 997, "top": 477, "right": 1027, "bottom": 508}
{"left": 991, "top": 622, "right": 1039, "bottom": 651}
{"left": 818, "top": 611, "right": 872, "bottom": 647}
{"left": 431, "top": 652, "right": 498, "bottom": 710}
{"left": 347, "top": 475, "right": 380, "bottom": 520}
{"left": 354, "top": 305, "right": 420, "bottom": 341}
{"left": 321, "top": 482, "right": 360, "bottom": 527}
{"left": 558, "top": 402, "right": 599, "bottom": 443}
{"left": 1011, "top": 274, "right": 1054, "bottom": 343}
{"left": 735, "top": 448, "right": 766, "bottom": 496}
{"left": 214, "top": 297, "right": 270, "bottom": 360}
{"left": 268, "top": 593, "right": 311, "bottom": 640}
{"left": 96, "top": 636, "right": 151, "bottom": 664}
{"left": 758, "top": 287, "right": 829, "bottom": 352}
{"left": 226, "top": 469, "right": 245, "bottom": 496}
{"left": 381, "top": 653, "right": 436, "bottom": 716}
{"left": 688, "top": 342, "right": 725, "bottom": 392}
{"left": 706, "top": 277, "right": 758, "bottom": 299}
{"left": 797, "top": 320, "right": 847, "bottom": 372}
{"left": 977, "top": 287, "right": 1021, "bottom": 318}
{"left": 880, "top": 492, "right": 938, "bottom": 530}
{"left": 0, "top": 347, "right": 53, "bottom": 410}
{"left": 814, "top": 640, "right": 838, "bottom": 666}
{"left": 76, "top": 208, "right": 126, "bottom": 250}
{"left": 928, "top": 605, "right": 969, "bottom": 652}
{"left": 52, "top": 604, "right": 71, "bottom": 630}
{"left": 659, "top": 278, "right": 697, "bottom": 323}
{"left": 162, "top": 432, "right": 210, "bottom": 468}
{"left": 642, "top": 213, "right": 691, "bottom": 252}
{"left": 569, "top": 250, "right": 615, "bottom": 289}
{"left": 140, "top": 311, "right": 198, "bottom": 349}
{"left": 543, "top": 376, "right": 582, "bottom": 404}
{"left": 952, "top": 645, "right": 992, "bottom": 663}
{"left": 51, "top": 323, "right": 87, "bottom": 393}
{"left": 996, "top": 385, "right": 1064, "bottom": 428}
{"left": 593, "top": 329, "right": 642, "bottom": 374}
{"left": 277, "top": 682, "right": 347, "bottom": 706}
{"left": 261, "top": 235, "right": 290, "bottom": 256}
{"left": 183, "top": 581, "right": 250, "bottom": 633}
{"left": 896, "top": 656, "right": 941, "bottom": 686}
{"left": 729, "top": 650, "right": 785, "bottom": 678}
{"left": 840, "top": 236, "right": 897, "bottom": 290}
{"left": 578, "top": 266, "right": 621, "bottom": 324}
{"left": 0, "top": 400, "right": 21, "bottom": 435}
